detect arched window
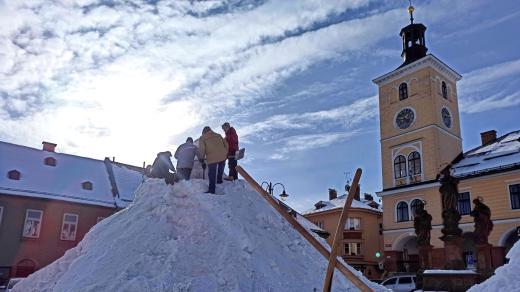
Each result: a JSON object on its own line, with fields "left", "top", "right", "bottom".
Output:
{"left": 394, "top": 155, "right": 407, "bottom": 179}
{"left": 442, "top": 81, "right": 448, "bottom": 99}
{"left": 82, "top": 181, "right": 93, "bottom": 191}
{"left": 8, "top": 170, "right": 21, "bottom": 180}
{"left": 408, "top": 151, "right": 421, "bottom": 176}
{"left": 399, "top": 83, "right": 408, "bottom": 100}
{"left": 396, "top": 201, "right": 409, "bottom": 222}
{"left": 410, "top": 199, "right": 423, "bottom": 218}
{"left": 15, "top": 259, "right": 36, "bottom": 277}
{"left": 44, "top": 157, "right": 56, "bottom": 167}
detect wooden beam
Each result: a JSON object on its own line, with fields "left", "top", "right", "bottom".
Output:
{"left": 323, "top": 168, "right": 362, "bottom": 292}
{"left": 235, "top": 166, "right": 371, "bottom": 292}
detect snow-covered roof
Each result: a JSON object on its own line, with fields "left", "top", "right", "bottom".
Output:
{"left": 303, "top": 194, "right": 382, "bottom": 215}
{"left": 0, "top": 141, "right": 143, "bottom": 208}
{"left": 452, "top": 130, "right": 520, "bottom": 178}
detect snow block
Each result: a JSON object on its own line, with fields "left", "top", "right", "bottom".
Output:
{"left": 13, "top": 179, "right": 385, "bottom": 292}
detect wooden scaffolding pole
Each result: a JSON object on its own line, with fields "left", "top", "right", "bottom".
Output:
{"left": 322, "top": 168, "right": 362, "bottom": 292}
{"left": 235, "top": 166, "right": 371, "bottom": 292}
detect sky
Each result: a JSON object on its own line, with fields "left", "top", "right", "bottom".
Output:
{"left": 1, "top": 0, "right": 519, "bottom": 212}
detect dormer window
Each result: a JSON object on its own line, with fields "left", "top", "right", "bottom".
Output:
{"left": 442, "top": 81, "right": 448, "bottom": 99}
{"left": 44, "top": 157, "right": 57, "bottom": 167}
{"left": 399, "top": 82, "right": 408, "bottom": 100}
{"left": 82, "top": 181, "right": 93, "bottom": 191}
{"left": 8, "top": 170, "right": 21, "bottom": 180}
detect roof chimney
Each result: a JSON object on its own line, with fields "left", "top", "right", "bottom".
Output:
{"left": 353, "top": 185, "right": 361, "bottom": 201}
{"left": 328, "top": 189, "right": 338, "bottom": 201}
{"left": 480, "top": 130, "right": 497, "bottom": 146}
{"left": 42, "top": 141, "right": 57, "bottom": 152}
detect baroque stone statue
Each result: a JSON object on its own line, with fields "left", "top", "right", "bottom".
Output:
{"left": 470, "top": 197, "right": 494, "bottom": 244}
{"left": 414, "top": 201, "right": 432, "bottom": 247}
{"left": 438, "top": 167, "right": 463, "bottom": 238}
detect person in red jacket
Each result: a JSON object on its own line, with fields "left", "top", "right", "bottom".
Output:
{"left": 222, "top": 122, "right": 239, "bottom": 180}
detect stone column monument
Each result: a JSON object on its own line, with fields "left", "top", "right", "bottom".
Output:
{"left": 438, "top": 168, "right": 465, "bottom": 269}
{"left": 470, "top": 197, "right": 494, "bottom": 280}
{"left": 413, "top": 200, "right": 433, "bottom": 289}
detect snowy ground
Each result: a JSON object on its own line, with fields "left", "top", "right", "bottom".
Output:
{"left": 468, "top": 240, "right": 520, "bottom": 291}
{"left": 14, "top": 179, "right": 385, "bottom": 292}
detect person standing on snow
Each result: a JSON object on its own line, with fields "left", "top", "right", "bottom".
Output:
{"left": 221, "top": 122, "right": 239, "bottom": 181}
{"left": 150, "top": 151, "right": 176, "bottom": 185}
{"left": 174, "top": 137, "right": 200, "bottom": 181}
{"left": 198, "top": 126, "right": 228, "bottom": 194}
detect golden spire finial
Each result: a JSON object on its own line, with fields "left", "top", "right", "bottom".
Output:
{"left": 408, "top": 0, "right": 415, "bottom": 24}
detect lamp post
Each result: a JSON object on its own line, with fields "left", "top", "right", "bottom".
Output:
{"left": 261, "top": 181, "right": 289, "bottom": 201}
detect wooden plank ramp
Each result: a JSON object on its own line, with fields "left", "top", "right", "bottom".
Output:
{"left": 235, "top": 166, "right": 372, "bottom": 292}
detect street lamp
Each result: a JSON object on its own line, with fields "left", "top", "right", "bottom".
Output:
{"left": 261, "top": 181, "right": 289, "bottom": 201}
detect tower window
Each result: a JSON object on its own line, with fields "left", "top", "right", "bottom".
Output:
{"left": 8, "top": 170, "right": 21, "bottom": 180}
{"left": 396, "top": 201, "right": 409, "bottom": 222}
{"left": 399, "top": 83, "right": 408, "bottom": 100}
{"left": 442, "top": 81, "right": 448, "bottom": 99}
{"left": 44, "top": 157, "right": 57, "bottom": 167}
{"left": 410, "top": 199, "right": 423, "bottom": 218}
{"left": 82, "top": 181, "right": 93, "bottom": 191}
{"left": 394, "top": 155, "right": 407, "bottom": 179}
{"left": 408, "top": 151, "right": 421, "bottom": 176}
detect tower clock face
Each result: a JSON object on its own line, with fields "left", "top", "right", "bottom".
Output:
{"left": 442, "top": 107, "right": 452, "bottom": 128}
{"left": 395, "top": 108, "right": 415, "bottom": 129}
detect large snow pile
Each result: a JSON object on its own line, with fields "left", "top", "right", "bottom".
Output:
{"left": 468, "top": 240, "right": 520, "bottom": 291}
{"left": 14, "top": 179, "right": 383, "bottom": 292}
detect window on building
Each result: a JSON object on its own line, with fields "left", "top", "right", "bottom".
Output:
{"left": 22, "top": 209, "right": 43, "bottom": 238}
{"left": 345, "top": 218, "right": 361, "bottom": 230}
{"left": 457, "top": 192, "right": 472, "bottom": 215}
{"left": 399, "top": 83, "right": 408, "bottom": 100}
{"left": 396, "top": 201, "right": 409, "bottom": 222}
{"left": 0, "top": 206, "right": 4, "bottom": 227}
{"left": 410, "top": 199, "right": 423, "bottom": 218}
{"left": 394, "top": 155, "right": 407, "bottom": 179}
{"left": 510, "top": 184, "right": 520, "bottom": 210}
{"left": 61, "top": 213, "right": 78, "bottom": 241}
{"left": 344, "top": 242, "right": 362, "bottom": 256}
{"left": 8, "top": 170, "right": 20, "bottom": 180}
{"left": 82, "top": 181, "right": 93, "bottom": 191}
{"left": 408, "top": 151, "right": 421, "bottom": 176}
{"left": 442, "top": 81, "right": 448, "bottom": 99}
{"left": 44, "top": 157, "right": 57, "bottom": 166}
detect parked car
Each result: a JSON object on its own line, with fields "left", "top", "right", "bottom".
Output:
{"left": 6, "top": 278, "right": 24, "bottom": 292}
{"left": 380, "top": 275, "right": 416, "bottom": 292}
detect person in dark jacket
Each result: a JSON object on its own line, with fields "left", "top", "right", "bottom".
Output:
{"left": 150, "top": 151, "right": 176, "bottom": 185}
{"left": 221, "top": 122, "right": 239, "bottom": 181}
{"left": 174, "top": 137, "right": 200, "bottom": 181}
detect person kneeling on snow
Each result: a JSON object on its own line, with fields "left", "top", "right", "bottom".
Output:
{"left": 150, "top": 151, "right": 176, "bottom": 185}
{"left": 174, "top": 137, "right": 200, "bottom": 181}
{"left": 198, "top": 126, "right": 228, "bottom": 194}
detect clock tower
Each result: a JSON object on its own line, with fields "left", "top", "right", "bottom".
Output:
{"left": 373, "top": 5, "right": 463, "bottom": 190}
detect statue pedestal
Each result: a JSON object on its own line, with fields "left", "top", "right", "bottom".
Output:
{"left": 415, "top": 245, "right": 433, "bottom": 290}
{"left": 442, "top": 235, "right": 465, "bottom": 270}
{"left": 476, "top": 243, "right": 493, "bottom": 281}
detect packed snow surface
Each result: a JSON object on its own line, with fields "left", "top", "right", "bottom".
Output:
{"left": 468, "top": 240, "right": 520, "bottom": 291}
{"left": 14, "top": 179, "right": 384, "bottom": 292}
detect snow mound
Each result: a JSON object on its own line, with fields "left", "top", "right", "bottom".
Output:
{"left": 14, "top": 179, "right": 383, "bottom": 292}
{"left": 468, "top": 240, "right": 520, "bottom": 291}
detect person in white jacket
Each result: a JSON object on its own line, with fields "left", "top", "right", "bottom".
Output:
{"left": 174, "top": 137, "right": 200, "bottom": 181}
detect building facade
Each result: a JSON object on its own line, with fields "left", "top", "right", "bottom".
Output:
{"left": 0, "top": 141, "right": 143, "bottom": 285}
{"left": 304, "top": 188, "right": 384, "bottom": 280}
{"left": 373, "top": 14, "right": 520, "bottom": 274}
